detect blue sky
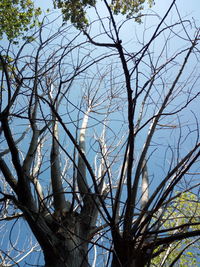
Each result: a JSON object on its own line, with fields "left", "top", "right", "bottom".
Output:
{"left": 1, "top": 0, "right": 200, "bottom": 266}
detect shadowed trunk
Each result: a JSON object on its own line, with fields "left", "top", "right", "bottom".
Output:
{"left": 111, "top": 231, "right": 148, "bottom": 267}
{"left": 24, "top": 209, "right": 90, "bottom": 267}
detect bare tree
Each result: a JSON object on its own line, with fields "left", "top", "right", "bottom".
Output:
{"left": 0, "top": 1, "right": 200, "bottom": 266}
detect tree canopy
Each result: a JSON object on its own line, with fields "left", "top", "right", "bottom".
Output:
{"left": 0, "top": 0, "right": 41, "bottom": 42}
{"left": 54, "top": 0, "right": 154, "bottom": 29}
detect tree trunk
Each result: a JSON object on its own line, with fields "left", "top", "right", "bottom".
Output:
{"left": 112, "top": 249, "right": 147, "bottom": 267}
{"left": 111, "top": 230, "right": 147, "bottom": 267}
{"left": 24, "top": 210, "right": 90, "bottom": 267}
{"left": 44, "top": 244, "right": 89, "bottom": 267}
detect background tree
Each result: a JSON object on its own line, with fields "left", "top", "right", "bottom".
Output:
{"left": 152, "top": 192, "right": 200, "bottom": 266}
{"left": 0, "top": 0, "right": 200, "bottom": 266}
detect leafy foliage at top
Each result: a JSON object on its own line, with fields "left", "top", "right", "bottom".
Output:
{"left": 0, "top": 0, "right": 41, "bottom": 42}
{"left": 53, "top": 0, "right": 154, "bottom": 29}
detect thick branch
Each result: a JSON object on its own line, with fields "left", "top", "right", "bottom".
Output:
{"left": 0, "top": 157, "right": 18, "bottom": 193}
{"left": 151, "top": 229, "right": 200, "bottom": 248}
{"left": 77, "top": 108, "right": 91, "bottom": 198}
{"left": 1, "top": 118, "right": 36, "bottom": 211}
{"left": 50, "top": 115, "right": 67, "bottom": 212}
